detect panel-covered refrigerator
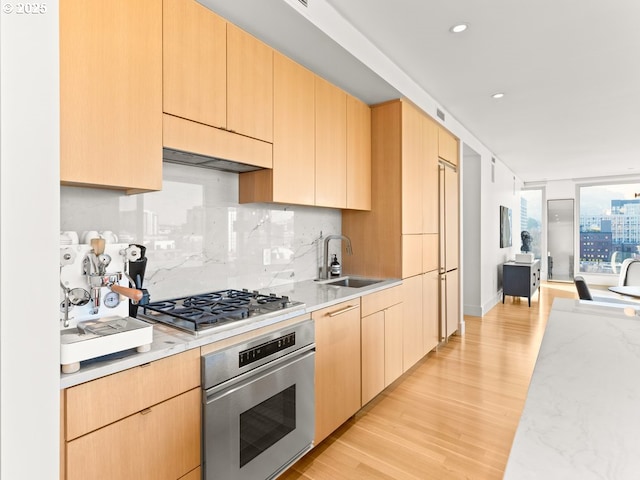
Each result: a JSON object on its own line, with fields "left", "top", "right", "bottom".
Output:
{"left": 439, "top": 161, "right": 459, "bottom": 340}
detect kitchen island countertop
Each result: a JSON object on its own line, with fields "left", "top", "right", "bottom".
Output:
{"left": 504, "top": 298, "right": 640, "bottom": 479}
{"left": 60, "top": 277, "right": 401, "bottom": 388}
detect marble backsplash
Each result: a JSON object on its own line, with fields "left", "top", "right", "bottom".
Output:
{"left": 61, "top": 163, "right": 342, "bottom": 300}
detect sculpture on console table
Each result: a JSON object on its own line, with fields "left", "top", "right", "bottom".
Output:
{"left": 521, "top": 230, "right": 532, "bottom": 253}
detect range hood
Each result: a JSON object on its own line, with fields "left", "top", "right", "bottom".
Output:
{"left": 162, "top": 147, "right": 265, "bottom": 174}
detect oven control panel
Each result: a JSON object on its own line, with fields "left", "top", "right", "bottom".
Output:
{"left": 239, "top": 333, "right": 296, "bottom": 368}
{"left": 202, "top": 318, "right": 315, "bottom": 391}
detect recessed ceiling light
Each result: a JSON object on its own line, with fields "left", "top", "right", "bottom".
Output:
{"left": 492, "top": 92, "right": 505, "bottom": 99}
{"left": 449, "top": 23, "right": 468, "bottom": 34}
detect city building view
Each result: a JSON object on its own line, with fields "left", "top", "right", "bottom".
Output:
{"left": 579, "top": 184, "right": 640, "bottom": 274}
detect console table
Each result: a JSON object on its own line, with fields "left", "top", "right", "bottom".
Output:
{"left": 503, "top": 259, "right": 541, "bottom": 307}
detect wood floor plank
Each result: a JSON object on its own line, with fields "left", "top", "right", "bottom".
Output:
{"left": 281, "top": 282, "right": 578, "bottom": 479}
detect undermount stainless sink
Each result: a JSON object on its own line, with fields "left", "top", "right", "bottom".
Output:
{"left": 318, "top": 276, "right": 383, "bottom": 288}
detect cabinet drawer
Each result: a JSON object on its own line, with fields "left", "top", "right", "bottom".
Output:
{"left": 65, "top": 349, "right": 200, "bottom": 440}
{"left": 67, "top": 388, "right": 201, "bottom": 480}
{"left": 361, "top": 285, "right": 402, "bottom": 317}
{"left": 163, "top": 114, "right": 273, "bottom": 169}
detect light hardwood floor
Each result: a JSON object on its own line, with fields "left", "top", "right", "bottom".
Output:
{"left": 281, "top": 282, "right": 578, "bottom": 480}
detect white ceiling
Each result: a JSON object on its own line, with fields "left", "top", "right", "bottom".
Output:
{"left": 200, "top": 0, "right": 640, "bottom": 183}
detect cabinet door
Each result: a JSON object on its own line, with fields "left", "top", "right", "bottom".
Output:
{"left": 273, "top": 52, "right": 315, "bottom": 205}
{"left": 422, "top": 116, "right": 439, "bottom": 234}
{"left": 438, "top": 126, "right": 458, "bottom": 166}
{"left": 401, "top": 102, "right": 424, "bottom": 234}
{"left": 60, "top": 0, "right": 162, "bottom": 192}
{"left": 423, "top": 270, "right": 440, "bottom": 353}
{"left": 315, "top": 76, "right": 347, "bottom": 208}
{"left": 402, "top": 274, "right": 423, "bottom": 371}
{"left": 445, "top": 167, "right": 459, "bottom": 271}
{"left": 313, "top": 301, "right": 361, "bottom": 444}
{"left": 384, "top": 303, "right": 404, "bottom": 387}
{"left": 346, "top": 95, "right": 372, "bottom": 211}
{"left": 163, "top": 0, "right": 226, "bottom": 129}
{"left": 444, "top": 269, "right": 459, "bottom": 338}
{"left": 227, "top": 23, "right": 273, "bottom": 142}
{"left": 67, "top": 388, "right": 201, "bottom": 480}
{"left": 440, "top": 163, "right": 459, "bottom": 272}
{"left": 361, "top": 311, "right": 385, "bottom": 406}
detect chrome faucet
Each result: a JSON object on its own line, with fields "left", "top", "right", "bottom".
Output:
{"left": 321, "top": 234, "right": 353, "bottom": 279}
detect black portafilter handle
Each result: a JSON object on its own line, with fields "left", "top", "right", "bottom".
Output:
{"left": 128, "top": 245, "right": 148, "bottom": 318}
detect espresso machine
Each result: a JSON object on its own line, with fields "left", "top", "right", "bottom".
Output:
{"left": 59, "top": 235, "right": 153, "bottom": 374}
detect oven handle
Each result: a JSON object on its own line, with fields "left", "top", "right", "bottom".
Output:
{"left": 204, "top": 344, "right": 315, "bottom": 404}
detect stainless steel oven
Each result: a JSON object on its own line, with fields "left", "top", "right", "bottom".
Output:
{"left": 202, "top": 318, "right": 315, "bottom": 480}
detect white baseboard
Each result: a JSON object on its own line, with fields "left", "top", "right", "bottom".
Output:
{"left": 463, "top": 290, "right": 503, "bottom": 317}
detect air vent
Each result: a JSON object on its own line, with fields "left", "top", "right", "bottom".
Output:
{"left": 298, "top": 0, "right": 308, "bottom": 6}
{"left": 162, "top": 148, "right": 264, "bottom": 174}
{"left": 491, "top": 158, "right": 496, "bottom": 183}
{"left": 436, "top": 109, "right": 445, "bottom": 121}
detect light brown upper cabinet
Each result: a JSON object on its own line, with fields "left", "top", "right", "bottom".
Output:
{"left": 239, "top": 52, "right": 316, "bottom": 205}
{"left": 343, "top": 99, "right": 444, "bottom": 279}
{"left": 272, "top": 52, "right": 316, "bottom": 205}
{"left": 60, "top": 0, "right": 162, "bottom": 193}
{"left": 422, "top": 117, "right": 440, "bottom": 234}
{"left": 313, "top": 81, "right": 372, "bottom": 210}
{"left": 401, "top": 101, "right": 424, "bottom": 235}
{"left": 226, "top": 23, "right": 273, "bottom": 143}
{"left": 438, "top": 126, "right": 459, "bottom": 166}
{"left": 163, "top": 0, "right": 226, "bottom": 130}
{"left": 315, "top": 76, "right": 347, "bottom": 208}
{"left": 346, "top": 96, "right": 372, "bottom": 210}
{"left": 163, "top": 0, "right": 272, "bottom": 169}
{"left": 240, "top": 53, "right": 371, "bottom": 209}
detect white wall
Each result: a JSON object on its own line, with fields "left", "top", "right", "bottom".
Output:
{"left": 462, "top": 146, "right": 481, "bottom": 314}
{"left": 0, "top": 5, "right": 60, "bottom": 478}
{"left": 463, "top": 148, "right": 522, "bottom": 316}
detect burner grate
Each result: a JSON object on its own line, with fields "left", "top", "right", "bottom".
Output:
{"left": 140, "top": 289, "right": 302, "bottom": 334}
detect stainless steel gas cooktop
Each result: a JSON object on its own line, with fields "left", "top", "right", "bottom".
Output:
{"left": 138, "top": 289, "right": 305, "bottom": 336}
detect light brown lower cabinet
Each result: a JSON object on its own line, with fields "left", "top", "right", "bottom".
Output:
{"left": 312, "top": 300, "right": 361, "bottom": 445}
{"left": 66, "top": 387, "right": 200, "bottom": 480}
{"left": 360, "top": 286, "right": 403, "bottom": 405}
{"left": 384, "top": 303, "right": 404, "bottom": 386}
{"left": 402, "top": 274, "right": 424, "bottom": 371}
{"left": 361, "top": 310, "right": 385, "bottom": 405}
{"left": 423, "top": 269, "right": 440, "bottom": 353}
{"left": 62, "top": 349, "right": 201, "bottom": 480}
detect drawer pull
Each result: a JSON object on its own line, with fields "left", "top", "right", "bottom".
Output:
{"left": 140, "top": 408, "right": 152, "bottom": 415}
{"left": 328, "top": 305, "right": 359, "bottom": 317}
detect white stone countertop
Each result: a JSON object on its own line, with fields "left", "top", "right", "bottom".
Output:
{"left": 504, "top": 298, "right": 640, "bottom": 479}
{"left": 60, "top": 276, "right": 401, "bottom": 389}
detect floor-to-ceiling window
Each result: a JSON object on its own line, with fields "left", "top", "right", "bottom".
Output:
{"left": 578, "top": 182, "right": 640, "bottom": 275}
